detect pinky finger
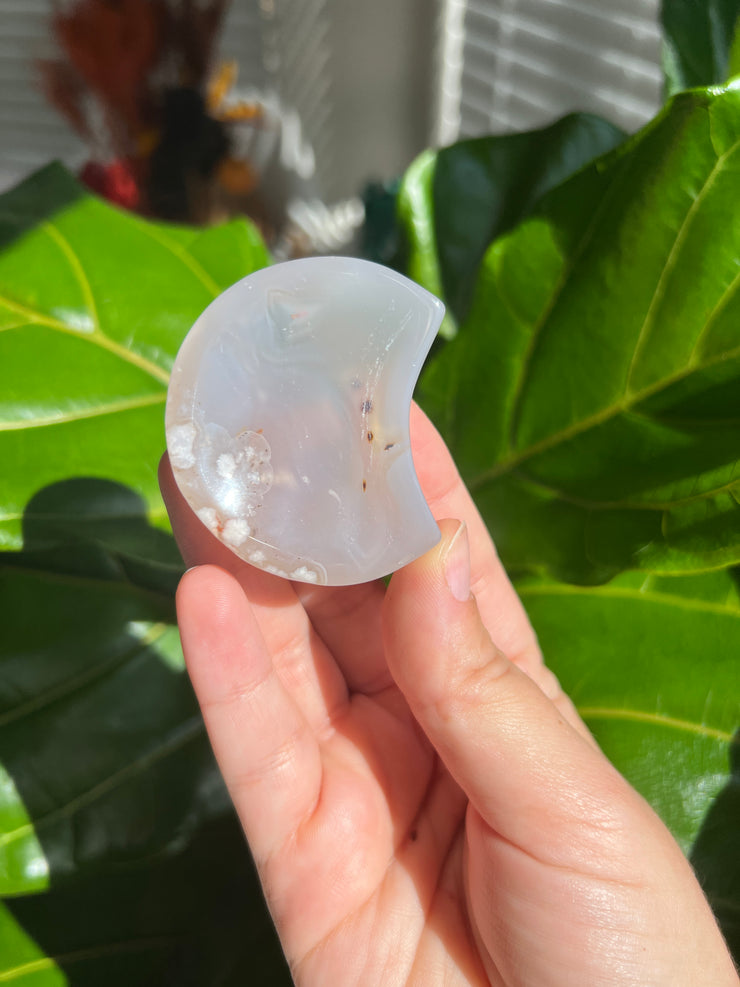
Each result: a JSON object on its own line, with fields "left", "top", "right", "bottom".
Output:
{"left": 177, "top": 565, "right": 322, "bottom": 864}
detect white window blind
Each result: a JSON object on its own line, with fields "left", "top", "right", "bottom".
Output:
{"left": 0, "top": 0, "right": 87, "bottom": 189}
{"left": 436, "top": 0, "right": 664, "bottom": 145}
{"left": 0, "top": 0, "right": 664, "bottom": 195}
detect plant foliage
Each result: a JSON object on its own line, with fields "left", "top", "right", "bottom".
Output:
{"left": 662, "top": 0, "right": 740, "bottom": 94}
{"left": 0, "top": 166, "right": 289, "bottom": 983}
{"left": 398, "top": 83, "right": 740, "bottom": 957}
{"left": 1, "top": 59, "right": 739, "bottom": 987}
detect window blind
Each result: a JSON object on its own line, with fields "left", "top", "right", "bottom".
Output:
{"left": 436, "top": 0, "right": 664, "bottom": 145}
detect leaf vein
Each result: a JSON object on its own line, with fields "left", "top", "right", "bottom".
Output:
{"left": 0, "top": 392, "right": 166, "bottom": 432}
{"left": 625, "top": 134, "right": 740, "bottom": 393}
{"left": 577, "top": 706, "right": 734, "bottom": 743}
{"left": 128, "top": 219, "right": 220, "bottom": 297}
{"left": 42, "top": 221, "right": 100, "bottom": 333}
{"left": 0, "top": 936, "right": 177, "bottom": 981}
{"left": 518, "top": 580, "right": 740, "bottom": 617}
{"left": 689, "top": 255, "right": 740, "bottom": 364}
{"left": 0, "top": 717, "right": 204, "bottom": 851}
{"left": 0, "top": 295, "right": 70, "bottom": 332}
{"left": 0, "top": 624, "right": 170, "bottom": 729}
{"left": 473, "top": 341, "right": 740, "bottom": 487}
{"left": 0, "top": 294, "right": 170, "bottom": 384}
{"left": 511, "top": 469, "right": 740, "bottom": 512}
{"left": 506, "top": 151, "right": 635, "bottom": 452}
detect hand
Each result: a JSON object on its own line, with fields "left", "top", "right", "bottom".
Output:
{"left": 160, "top": 404, "right": 738, "bottom": 986}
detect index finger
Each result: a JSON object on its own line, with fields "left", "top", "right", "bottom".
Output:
{"left": 410, "top": 403, "right": 543, "bottom": 676}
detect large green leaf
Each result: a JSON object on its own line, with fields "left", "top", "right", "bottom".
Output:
{"left": 662, "top": 0, "right": 740, "bottom": 94}
{"left": 418, "top": 84, "right": 740, "bottom": 583}
{"left": 397, "top": 114, "right": 625, "bottom": 333}
{"left": 0, "top": 164, "right": 269, "bottom": 551}
{"left": 403, "top": 88, "right": 740, "bottom": 957}
{"left": 520, "top": 568, "right": 739, "bottom": 851}
{"left": 521, "top": 566, "right": 740, "bottom": 954}
{"left": 0, "top": 815, "right": 290, "bottom": 986}
{"left": 0, "top": 166, "right": 283, "bottom": 977}
{"left": 0, "top": 555, "right": 227, "bottom": 897}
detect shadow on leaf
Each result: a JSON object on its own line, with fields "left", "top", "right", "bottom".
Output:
{"left": 690, "top": 730, "right": 740, "bottom": 968}
{"left": 0, "top": 477, "right": 289, "bottom": 984}
{"left": 5, "top": 815, "right": 289, "bottom": 987}
{"left": 2, "top": 477, "right": 184, "bottom": 597}
{"left": 0, "top": 163, "right": 86, "bottom": 253}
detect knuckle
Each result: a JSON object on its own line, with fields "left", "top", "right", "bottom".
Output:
{"left": 434, "top": 634, "right": 517, "bottom": 723}
{"left": 231, "top": 721, "right": 307, "bottom": 794}
{"left": 199, "top": 665, "right": 272, "bottom": 716}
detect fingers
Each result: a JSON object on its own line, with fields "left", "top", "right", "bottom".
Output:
{"left": 298, "top": 404, "right": 547, "bottom": 698}
{"left": 293, "top": 580, "right": 388, "bottom": 694}
{"left": 177, "top": 564, "right": 322, "bottom": 863}
{"left": 383, "top": 520, "right": 625, "bottom": 874}
{"left": 410, "top": 405, "right": 543, "bottom": 678}
{"left": 161, "top": 455, "right": 349, "bottom": 731}
{"left": 162, "top": 399, "right": 544, "bottom": 708}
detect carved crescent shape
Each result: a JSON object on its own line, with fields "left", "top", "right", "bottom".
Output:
{"left": 166, "top": 257, "right": 444, "bottom": 585}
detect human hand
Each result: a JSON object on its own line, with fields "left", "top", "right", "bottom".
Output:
{"left": 160, "top": 404, "right": 738, "bottom": 986}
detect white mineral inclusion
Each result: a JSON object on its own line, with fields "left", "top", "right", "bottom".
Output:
{"left": 165, "top": 256, "right": 445, "bottom": 585}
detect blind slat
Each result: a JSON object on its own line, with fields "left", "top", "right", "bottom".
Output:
{"left": 438, "top": 0, "right": 662, "bottom": 141}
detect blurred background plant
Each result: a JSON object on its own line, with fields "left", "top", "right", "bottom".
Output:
{"left": 0, "top": 1, "right": 739, "bottom": 983}
{"left": 2, "top": 0, "right": 668, "bottom": 252}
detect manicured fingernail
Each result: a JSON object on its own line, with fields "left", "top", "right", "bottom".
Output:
{"left": 444, "top": 521, "right": 470, "bottom": 602}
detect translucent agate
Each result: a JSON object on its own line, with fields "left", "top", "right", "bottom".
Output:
{"left": 165, "top": 256, "right": 444, "bottom": 585}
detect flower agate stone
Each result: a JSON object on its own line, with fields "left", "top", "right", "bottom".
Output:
{"left": 165, "top": 256, "right": 444, "bottom": 585}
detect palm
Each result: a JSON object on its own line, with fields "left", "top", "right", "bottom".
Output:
{"left": 270, "top": 662, "right": 478, "bottom": 984}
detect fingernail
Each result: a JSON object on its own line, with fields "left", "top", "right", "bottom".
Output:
{"left": 444, "top": 521, "right": 470, "bottom": 602}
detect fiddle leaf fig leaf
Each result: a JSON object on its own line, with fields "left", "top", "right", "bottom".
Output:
{"left": 662, "top": 0, "right": 740, "bottom": 94}
{"left": 0, "top": 164, "right": 283, "bottom": 978}
{"left": 0, "top": 562, "right": 228, "bottom": 897}
{"left": 521, "top": 566, "right": 740, "bottom": 956}
{"left": 418, "top": 84, "right": 740, "bottom": 583}
{"left": 398, "top": 113, "right": 625, "bottom": 331}
{"left": 406, "top": 91, "right": 740, "bottom": 960}
{"left": 0, "top": 163, "right": 269, "bottom": 553}
{"left": 518, "top": 568, "right": 740, "bottom": 852}
{"left": 0, "top": 815, "right": 291, "bottom": 986}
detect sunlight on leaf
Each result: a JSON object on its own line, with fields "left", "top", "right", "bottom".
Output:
{"left": 0, "top": 765, "right": 48, "bottom": 896}
{"left": 0, "top": 901, "right": 66, "bottom": 985}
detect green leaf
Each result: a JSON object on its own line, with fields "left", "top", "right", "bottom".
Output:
{"left": 0, "top": 815, "right": 291, "bottom": 986}
{"left": 730, "top": 12, "right": 740, "bottom": 77}
{"left": 520, "top": 567, "right": 740, "bottom": 953}
{"left": 0, "top": 166, "right": 288, "bottom": 978}
{"left": 397, "top": 114, "right": 625, "bottom": 331}
{"left": 418, "top": 85, "right": 740, "bottom": 582}
{"left": 0, "top": 166, "right": 271, "bottom": 896}
{"left": 404, "top": 87, "right": 740, "bottom": 958}
{"left": 0, "top": 163, "right": 269, "bottom": 551}
{"left": 519, "top": 568, "right": 740, "bottom": 852}
{"left": 0, "top": 558, "right": 231, "bottom": 896}
{"left": 662, "top": 0, "right": 740, "bottom": 94}
{"left": 397, "top": 150, "right": 457, "bottom": 338}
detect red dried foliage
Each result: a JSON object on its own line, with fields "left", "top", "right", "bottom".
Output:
{"left": 50, "top": 0, "right": 167, "bottom": 135}
{"left": 42, "top": 0, "right": 230, "bottom": 141}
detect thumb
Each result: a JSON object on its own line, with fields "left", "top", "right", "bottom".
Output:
{"left": 383, "top": 519, "right": 645, "bottom": 871}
